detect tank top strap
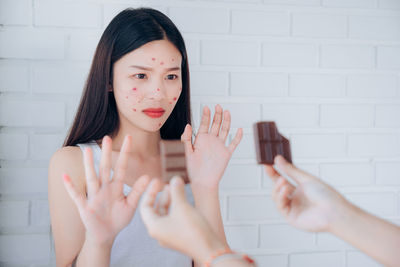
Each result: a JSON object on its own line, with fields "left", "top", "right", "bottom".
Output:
{"left": 76, "top": 140, "right": 131, "bottom": 194}
{"left": 76, "top": 141, "right": 102, "bottom": 176}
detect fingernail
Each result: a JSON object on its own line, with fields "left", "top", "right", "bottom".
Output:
{"left": 63, "top": 174, "right": 70, "bottom": 183}
{"left": 170, "top": 176, "right": 182, "bottom": 186}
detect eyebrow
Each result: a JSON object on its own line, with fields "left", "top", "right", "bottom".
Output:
{"left": 129, "top": 65, "right": 181, "bottom": 71}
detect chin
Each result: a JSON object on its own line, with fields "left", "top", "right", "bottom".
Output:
{"left": 140, "top": 122, "right": 165, "bottom": 133}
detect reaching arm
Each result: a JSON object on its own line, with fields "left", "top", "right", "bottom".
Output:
{"left": 266, "top": 155, "right": 400, "bottom": 267}
{"left": 140, "top": 176, "right": 255, "bottom": 267}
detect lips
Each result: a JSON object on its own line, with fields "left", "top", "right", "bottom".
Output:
{"left": 142, "top": 108, "right": 165, "bottom": 118}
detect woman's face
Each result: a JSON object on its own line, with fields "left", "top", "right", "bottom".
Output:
{"left": 112, "top": 39, "right": 183, "bottom": 133}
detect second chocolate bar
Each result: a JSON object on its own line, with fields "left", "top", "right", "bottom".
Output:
{"left": 159, "top": 140, "right": 190, "bottom": 183}
{"left": 253, "top": 121, "right": 292, "bottom": 165}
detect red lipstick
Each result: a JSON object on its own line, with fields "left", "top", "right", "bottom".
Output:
{"left": 142, "top": 108, "right": 165, "bottom": 118}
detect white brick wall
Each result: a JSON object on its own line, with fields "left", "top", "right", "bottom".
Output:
{"left": 321, "top": 45, "right": 375, "bottom": 69}
{"left": 347, "top": 74, "right": 398, "bottom": 98}
{"left": 231, "top": 10, "right": 289, "bottom": 36}
{"left": 1, "top": 0, "right": 399, "bottom": 266}
{"left": 263, "top": 43, "right": 319, "bottom": 67}
{"left": 289, "top": 252, "right": 344, "bottom": 267}
{"left": 292, "top": 13, "right": 347, "bottom": 38}
{"left": 290, "top": 74, "right": 346, "bottom": 97}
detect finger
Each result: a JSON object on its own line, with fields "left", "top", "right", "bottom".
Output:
{"left": 272, "top": 176, "right": 286, "bottom": 202}
{"left": 140, "top": 178, "right": 163, "bottom": 225}
{"left": 218, "top": 110, "right": 231, "bottom": 143}
{"left": 264, "top": 165, "right": 280, "bottom": 183}
{"left": 274, "top": 155, "right": 315, "bottom": 184}
{"left": 181, "top": 124, "right": 194, "bottom": 154}
{"left": 83, "top": 147, "right": 99, "bottom": 197}
{"left": 210, "top": 104, "right": 223, "bottom": 136}
{"left": 126, "top": 175, "right": 151, "bottom": 208}
{"left": 169, "top": 176, "right": 188, "bottom": 205}
{"left": 62, "top": 173, "right": 86, "bottom": 210}
{"left": 197, "top": 106, "right": 211, "bottom": 134}
{"left": 227, "top": 128, "right": 243, "bottom": 154}
{"left": 277, "top": 186, "right": 292, "bottom": 217}
{"left": 99, "top": 136, "right": 112, "bottom": 185}
{"left": 277, "top": 185, "right": 291, "bottom": 211}
{"left": 113, "top": 135, "right": 132, "bottom": 183}
{"left": 156, "top": 185, "right": 171, "bottom": 216}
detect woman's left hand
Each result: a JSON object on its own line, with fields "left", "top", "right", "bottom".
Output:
{"left": 181, "top": 105, "right": 243, "bottom": 190}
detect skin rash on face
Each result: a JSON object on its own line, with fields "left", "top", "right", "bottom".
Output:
{"left": 112, "top": 40, "right": 183, "bottom": 132}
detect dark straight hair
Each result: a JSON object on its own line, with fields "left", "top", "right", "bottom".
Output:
{"left": 64, "top": 7, "right": 191, "bottom": 147}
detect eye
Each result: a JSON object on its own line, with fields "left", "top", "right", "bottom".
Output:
{"left": 134, "top": 73, "right": 147, "bottom": 79}
{"left": 166, "top": 74, "right": 178, "bottom": 80}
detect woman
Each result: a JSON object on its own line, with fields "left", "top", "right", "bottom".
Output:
{"left": 48, "top": 7, "right": 242, "bottom": 267}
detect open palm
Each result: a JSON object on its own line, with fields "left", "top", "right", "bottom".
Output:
{"left": 181, "top": 105, "right": 243, "bottom": 189}
{"left": 62, "top": 135, "right": 150, "bottom": 245}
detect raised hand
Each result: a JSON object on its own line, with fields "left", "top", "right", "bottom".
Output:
{"left": 265, "top": 155, "right": 348, "bottom": 232}
{"left": 62, "top": 135, "right": 150, "bottom": 246}
{"left": 181, "top": 105, "right": 243, "bottom": 189}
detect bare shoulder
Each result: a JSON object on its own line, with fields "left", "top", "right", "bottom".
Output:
{"left": 50, "top": 146, "right": 82, "bottom": 165}
{"left": 48, "top": 146, "right": 85, "bottom": 189}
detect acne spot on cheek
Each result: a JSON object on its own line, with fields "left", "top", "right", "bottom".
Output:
{"left": 160, "top": 62, "right": 164, "bottom": 65}
{"left": 172, "top": 58, "right": 175, "bottom": 62}
{"left": 159, "top": 123, "right": 162, "bottom": 126}
{"left": 132, "top": 87, "right": 137, "bottom": 91}
{"left": 157, "top": 88, "right": 160, "bottom": 91}
{"left": 173, "top": 97, "right": 177, "bottom": 101}
{"left": 169, "top": 101, "right": 172, "bottom": 104}
{"left": 126, "top": 96, "right": 129, "bottom": 99}
{"left": 133, "top": 108, "right": 137, "bottom": 112}
{"left": 152, "top": 58, "right": 156, "bottom": 61}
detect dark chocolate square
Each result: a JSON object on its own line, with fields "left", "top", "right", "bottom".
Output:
{"left": 253, "top": 121, "right": 292, "bottom": 164}
{"left": 159, "top": 140, "right": 189, "bottom": 183}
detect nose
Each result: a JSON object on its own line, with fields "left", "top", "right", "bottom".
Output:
{"left": 145, "top": 77, "right": 166, "bottom": 101}
{"left": 147, "top": 87, "right": 165, "bottom": 101}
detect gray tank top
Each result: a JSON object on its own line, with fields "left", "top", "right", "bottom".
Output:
{"left": 77, "top": 141, "right": 193, "bottom": 267}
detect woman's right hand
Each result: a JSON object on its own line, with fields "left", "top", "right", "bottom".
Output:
{"left": 265, "top": 155, "right": 350, "bottom": 232}
{"left": 62, "top": 135, "right": 150, "bottom": 247}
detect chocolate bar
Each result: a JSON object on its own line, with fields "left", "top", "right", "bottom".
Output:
{"left": 159, "top": 140, "right": 189, "bottom": 183}
{"left": 253, "top": 121, "right": 292, "bottom": 165}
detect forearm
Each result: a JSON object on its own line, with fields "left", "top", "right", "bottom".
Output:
{"left": 76, "top": 238, "right": 113, "bottom": 267}
{"left": 329, "top": 202, "right": 400, "bottom": 267}
{"left": 192, "top": 185, "right": 228, "bottom": 247}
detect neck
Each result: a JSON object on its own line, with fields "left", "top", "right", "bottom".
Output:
{"left": 111, "top": 123, "right": 161, "bottom": 158}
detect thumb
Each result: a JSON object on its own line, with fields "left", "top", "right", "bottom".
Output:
{"left": 169, "top": 176, "right": 188, "bottom": 205}
{"left": 181, "top": 124, "right": 194, "bottom": 154}
{"left": 274, "top": 155, "right": 315, "bottom": 184}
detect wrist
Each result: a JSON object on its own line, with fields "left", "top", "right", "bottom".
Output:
{"left": 191, "top": 182, "right": 219, "bottom": 196}
{"left": 84, "top": 232, "right": 115, "bottom": 250}
{"left": 190, "top": 176, "right": 220, "bottom": 191}
{"left": 202, "top": 247, "right": 256, "bottom": 267}
{"left": 327, "top": 198, "right": 358, "bottom": 235}
{"left": 196, "top": 238, "right": 230, "bottom": 264}
{"left": 192, "top": 188, "right": 220, "bottom": 210}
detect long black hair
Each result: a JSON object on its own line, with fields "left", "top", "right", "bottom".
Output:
{"left": 64, "top": 7, "right": 191, "bottom": 146}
